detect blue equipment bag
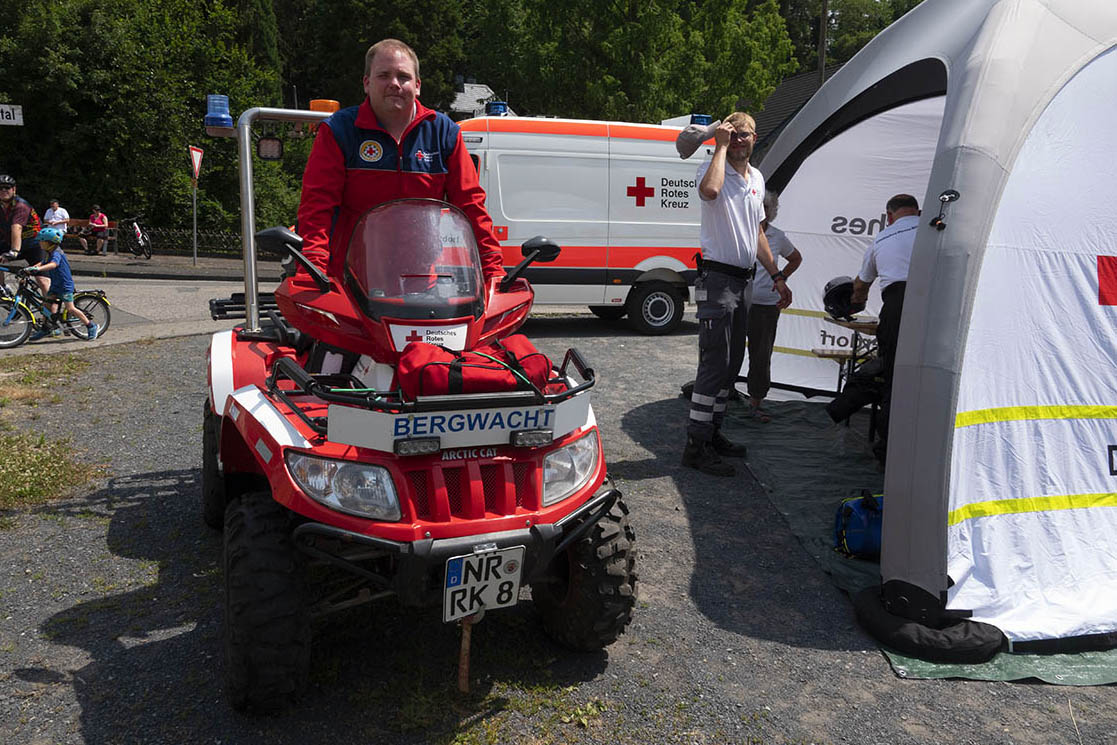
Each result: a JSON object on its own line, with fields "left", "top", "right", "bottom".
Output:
{"left": 833, "top": 489, "right": 883, "bottom": 559}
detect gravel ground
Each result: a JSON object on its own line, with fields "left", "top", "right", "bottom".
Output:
{"left": 2, "top": 315, "right": 1116, "bottom": 745}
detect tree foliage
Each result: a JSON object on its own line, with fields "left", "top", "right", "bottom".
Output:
{"left": 0, "top": 0, "right": 914, "bottom": 233}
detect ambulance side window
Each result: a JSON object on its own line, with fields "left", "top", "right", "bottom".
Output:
{"left": 496, "top": 154, "right": 608, "bottom": 220}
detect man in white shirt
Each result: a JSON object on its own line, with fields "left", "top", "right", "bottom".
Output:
{"left": 683, "top": 112, "right": 792, "bottom": 477}
{"left": 850, "top": 193, "right": 920, "bottom": 464}
{"left": 43, "top": 200, "right": 69, "bottom": 230}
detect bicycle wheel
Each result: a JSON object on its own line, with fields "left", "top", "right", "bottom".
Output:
{"left": 0, "top": 299, "right": 33, "bottom": 348}
{"left": 62, "top": 294, "right": 111, "bottom": 339}
{"left": 140, "top": 232, "right": 152, "bottom": 260}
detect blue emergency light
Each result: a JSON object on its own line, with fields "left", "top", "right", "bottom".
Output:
{"left": 485, "top": 101, "right": 509, "bottom": 116}
{"left": 690, "top": 114, "right": 713, "bottom": 126}
{"left": 205, "top": 94, "right": 235, "bottom": 137}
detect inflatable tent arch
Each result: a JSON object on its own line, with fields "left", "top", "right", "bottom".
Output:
{"left": 760, "top": 0, "right": 1117, "bottom": 659}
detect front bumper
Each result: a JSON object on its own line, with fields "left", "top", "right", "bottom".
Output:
{"left": 291, "top": 483, "right": 620, "bottom": 607}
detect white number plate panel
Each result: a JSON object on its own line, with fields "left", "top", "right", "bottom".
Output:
{"left": 443, "top": 546, "right": 525, "bottom": 622}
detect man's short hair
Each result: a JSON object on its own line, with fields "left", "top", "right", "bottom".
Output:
{"left": 364, "top": 39, "right": 420, "bottom": 79}
{"left": 725, "top": 112, "right": 757, "bottom": 132}
{"left": 92, "top": 204, "right": 101, "bottom": 211}
{"left": 886, "top": 194, "right": 919, "bottom": 213}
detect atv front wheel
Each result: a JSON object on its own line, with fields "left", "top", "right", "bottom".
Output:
{"left": 224, "top": 492, "right": 310, "bottom": 712}
{"left": 532, "top": 497, "right": 637, "bottom": 650}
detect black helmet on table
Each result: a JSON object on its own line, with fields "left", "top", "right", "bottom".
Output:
{"left": 823, "top": 275, "right": 856, "bottom": 321}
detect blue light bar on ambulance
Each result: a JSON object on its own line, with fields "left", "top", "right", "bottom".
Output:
{"left": 205, "top": 94, "right": 235, "bottom": 137}
{"left": 690, "top": 113, "right": 713, "bottom": 126}
{"left": 485, "top": 101, "right": 509, "bottom": 116}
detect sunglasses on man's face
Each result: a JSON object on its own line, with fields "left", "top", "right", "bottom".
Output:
{"left": 0, "top": 186, "right": 14, "bottom": 191}
{"left": 730, "top": 132, "right": 755, "bottom": 143}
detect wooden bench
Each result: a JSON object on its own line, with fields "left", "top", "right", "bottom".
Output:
{"left": 64, "top": 218, "right": 119, "bottom": 254}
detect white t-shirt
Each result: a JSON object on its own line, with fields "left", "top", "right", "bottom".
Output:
{"left": 751, "top": 225, "right": 798, "bottom": 305}
{"left": 858, "top": 213, "right": 919, "bottom": 290}
{"left": 696, "top": 160, "right": 765, "bottom": 268}
{"left": 43, "top": 207, "right": 69, "bottom": 227}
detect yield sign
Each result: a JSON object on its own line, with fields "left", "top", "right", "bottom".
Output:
{"left": 189, "top": 146, "right": 204, "bottom": 179}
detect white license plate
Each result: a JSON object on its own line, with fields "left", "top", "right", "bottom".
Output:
{"left": 443, "top": 546, "right": 525, "bottom": 622}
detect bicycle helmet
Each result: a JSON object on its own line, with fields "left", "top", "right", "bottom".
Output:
{"left": 0, "top": 174, "right": 14, "bottom": 187}
{"left": 37, "top": 226, "right": 66, "bottom": 245}
{"left": 823, "top": 275, "right": 857, "bottom": 320}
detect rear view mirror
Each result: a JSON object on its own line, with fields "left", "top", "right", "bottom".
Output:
{"left": 521, "top": 235, "right": 561, "bottom": 263}
{"left": 254, "top": 226, "right": 331, "bottom": 293}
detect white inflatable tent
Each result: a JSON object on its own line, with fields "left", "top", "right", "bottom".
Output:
{"left": 761, "top": 0, "right": 1117, "bottom": 657}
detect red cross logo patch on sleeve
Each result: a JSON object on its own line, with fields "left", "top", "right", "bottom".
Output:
{"left": 1099, "top": 255, "right": 1117, "bottom": 306}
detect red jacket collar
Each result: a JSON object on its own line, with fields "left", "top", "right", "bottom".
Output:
{"left": 355, "top": 98, "right": 436, "bottom": 136}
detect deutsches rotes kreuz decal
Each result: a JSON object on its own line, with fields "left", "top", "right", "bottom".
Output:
{"left": 359, "top": 140, "right": 384, "bottom": 163}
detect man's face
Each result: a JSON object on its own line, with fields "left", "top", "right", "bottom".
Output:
{"left": 0, "top": 185, "right": 14, "bottom": 205}
{"left": 363, "top": 47, "right": 421, "bottom": 122}
{"left": 50, "top": 201, "right": 59, "bottom": 210}
{"left": 726, "top": 124, "right": 755, "bottom": 165}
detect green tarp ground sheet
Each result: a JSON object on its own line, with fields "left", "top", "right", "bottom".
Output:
{"left": 719, "top": 398, "right": 1117, "bottom": 685}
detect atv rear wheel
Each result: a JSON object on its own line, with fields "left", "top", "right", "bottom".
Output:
{"left": 532, "top": 497, "right": 637, "bottom": 650}
{"left": 202, "top": 401, "right": 226, "bottom": 530}
{"left": 224, "top": 492, "right": 310, "bottom": 712}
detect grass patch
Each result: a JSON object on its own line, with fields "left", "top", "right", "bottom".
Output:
{"left": 0, "top": 430, "right": 102, "bottom": 510}
{"left": 0, "top": 353, "right": 92, "bottom": 408}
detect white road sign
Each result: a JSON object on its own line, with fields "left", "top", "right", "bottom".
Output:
{"left": 0, "top": 105, "right": 24, "bottom": 126}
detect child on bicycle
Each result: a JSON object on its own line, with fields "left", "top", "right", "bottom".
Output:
{"left": 25, "top": 227, "right": 98, "bottom": 341}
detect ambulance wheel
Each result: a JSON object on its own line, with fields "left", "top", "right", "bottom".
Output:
{"left": 626, "top": 282, "right": 684, "bottom": 335}
{"left": 224, "top": 492, "right": 310, "bottom": 712}
{"left": 532, "top": 497, "right": 637, "bottom": 651}
{"left": 588, "top": 305, "right": 626, "bottom": 320}
{"left": 202, "top": 401, "right": 226, "bottom": 531}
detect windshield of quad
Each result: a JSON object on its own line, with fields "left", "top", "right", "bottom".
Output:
{"left": 345, "top": 199, "right": 485, "bottom": 320}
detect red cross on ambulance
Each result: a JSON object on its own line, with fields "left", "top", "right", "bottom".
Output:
{"left": 627, "top": 177, "right": 655, "bottom": 207}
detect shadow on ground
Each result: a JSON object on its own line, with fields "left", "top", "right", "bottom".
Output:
{"left": 30, "top": 469, "right": 608, "bottom": 743}
{"left": 614, "top": 394, "right": 878, "bottom": 654}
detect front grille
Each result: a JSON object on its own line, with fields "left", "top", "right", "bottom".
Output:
{"left": 405, "top": 459, "right": 537, "bottom": 522}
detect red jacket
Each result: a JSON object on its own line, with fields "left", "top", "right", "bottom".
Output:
{"left": 297, "top": 98, "right": 504, "bottom": 281}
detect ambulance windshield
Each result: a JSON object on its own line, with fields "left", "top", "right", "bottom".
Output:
{"left": 345, "top": 199, "right": 485, "bottom": 321}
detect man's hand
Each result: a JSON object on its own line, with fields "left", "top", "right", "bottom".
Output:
{"left": 26, "top": 266, "right": 38, "bottom": 274}
{"left": 775, "top": 278, "right": 792, "bottom": 310}
{"left": 712, "top": 121, "right": 735, "bottom": 148}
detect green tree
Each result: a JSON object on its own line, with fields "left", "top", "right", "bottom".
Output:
{"left": 0, "top": 0, "right": 293, "bottom": 233}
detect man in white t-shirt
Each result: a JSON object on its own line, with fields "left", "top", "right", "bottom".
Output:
{"left": 43, "top": 200, "right": 69, "bottom": 230}
{"left": 683, "top": 112, "right": 792, "bottom": 477}
{"left": 745, "top": 190, "right": 802, "bottom": 421}
{"left": 850, "top": 193, "right": 920, "bottom": 464}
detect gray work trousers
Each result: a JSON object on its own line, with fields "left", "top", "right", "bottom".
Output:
{"left": 688, "top": 269, "right": 750, "bottom": 441}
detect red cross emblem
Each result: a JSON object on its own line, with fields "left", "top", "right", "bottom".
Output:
{"left": 1100, "top": 256, "right": 1117, "bottom": 305}
{"left": 627, "top": 177, "right": 654, "bottom": 207}
{"left": 406, "top": 330, "right": 424, "bottom": 343}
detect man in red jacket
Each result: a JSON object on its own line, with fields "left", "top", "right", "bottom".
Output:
{"left": 297, "top": 38, "right": 504, "bottom": 282}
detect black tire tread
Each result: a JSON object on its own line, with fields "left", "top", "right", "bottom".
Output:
{"left": 224, "top": 492, "right": 310, "bottom": 712}
{"left": 533, "top": 497, "right": 637, "bottom": 651}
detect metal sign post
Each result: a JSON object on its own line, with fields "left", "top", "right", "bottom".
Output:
{"left": 189, "top": 146, "right": 204, "bottom": 266}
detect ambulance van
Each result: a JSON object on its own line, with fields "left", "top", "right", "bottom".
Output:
{"left": 460, "top": 116, "right": 707, "bottom": 334}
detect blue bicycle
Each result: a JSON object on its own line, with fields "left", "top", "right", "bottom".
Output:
{"left": 0, "top": 266, "right": 111, "bottom": 348}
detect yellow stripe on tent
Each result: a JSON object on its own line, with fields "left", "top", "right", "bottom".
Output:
{"left": 955, "top": 405, "right": 1117, "bottom": 428}
{"left": 948, "top": 492, "right": 1117, "bottom": 526}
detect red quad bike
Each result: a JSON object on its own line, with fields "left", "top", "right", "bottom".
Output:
{"left": 204, "top": 198, "right": 637, "bottom": 712}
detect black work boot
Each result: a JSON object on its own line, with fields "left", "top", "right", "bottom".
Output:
{"left": 711, "top": 429, "right": 748, "bottom": 458}
{"left": 682, "top": 435, "right": 736, "bottom": 477}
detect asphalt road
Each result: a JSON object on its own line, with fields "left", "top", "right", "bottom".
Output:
{"left": 2, "top": 300, "right": 1116, "bottom": 744}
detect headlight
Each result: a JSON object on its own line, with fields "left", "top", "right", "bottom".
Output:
{"left": 286, "top": 452, "right": 401, "bottom": 521}
{"left": 542, "top": 430, "right": 599, "bottom": 506}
